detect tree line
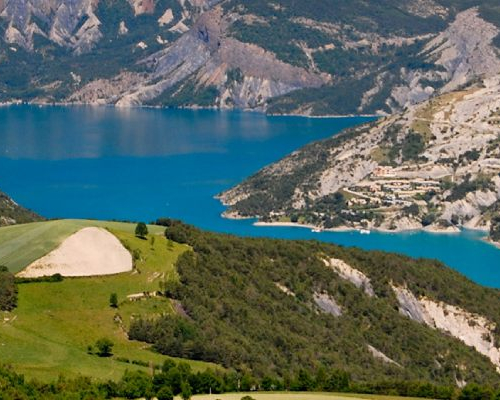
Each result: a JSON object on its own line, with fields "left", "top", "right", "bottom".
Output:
{"left": 2, "top": 360, "right": 500, "bottom": 400}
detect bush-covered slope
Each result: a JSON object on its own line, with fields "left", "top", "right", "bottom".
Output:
{"left": 0, "top": 190, "right": 42, "bottom": 226}
{"left": 129, "top": 220, "right": 500, "bottom": 385}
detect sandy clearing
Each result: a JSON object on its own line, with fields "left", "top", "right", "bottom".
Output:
{"left": 17, "top": 227, "right": 133, "bottom": 277}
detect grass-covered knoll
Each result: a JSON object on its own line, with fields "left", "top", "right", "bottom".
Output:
{"left": 0, "top": 224, "right": 217, "bottom": 381}
{"left": 130, "top": 221, "right": 500, "bottom": 385}
{"left": 0, "top": 219, "right": 165, "bottom": 273}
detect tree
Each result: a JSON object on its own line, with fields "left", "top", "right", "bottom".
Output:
{"left": 0, "top": 266, "right": 17, "bottom": 311}
{"left": 157, "top": 386, "right": 174, "bottom": 400}
{"left": 135, "top": 222, "right": 148, "bottom": 238}
{"left": 459, "top": 384, "right": 493, "bottom": 400}
{"left": 291, "top": 369, "right": 314, "bottom": 391}
{"left": 109, "top": 293, "right": 118, "bottom": 308}
{"left": 118, "top": 370, "right": 153, "bottom": 399}
{"left": 95, "top": 338, "right": 114, "bottom": 357}
{"left": 180, "top": 381, "right": 192, "bottom": 400}
{"left": 491, "top": 215, "right": 500, "bottom": 242}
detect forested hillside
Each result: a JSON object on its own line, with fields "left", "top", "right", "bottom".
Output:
{"left": 129, "top": 220, "right": 500, "bottom": 386}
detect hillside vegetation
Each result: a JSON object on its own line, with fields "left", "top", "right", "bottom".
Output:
{"left": 129, "top": 220, "right": 500, "bottom": 386}
{"left": 3, "top": 219, "right": 500, "bottom": 393}
{"left": 0, "top": 364, "right": 472, "bottom": 400}
{"left": 0, "top": 190, "right": 42, "bottom": 226}
{"left": 0, "top": 220, "right": 215, "bottom": 381}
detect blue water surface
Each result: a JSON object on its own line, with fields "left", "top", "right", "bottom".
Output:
{"left": 0, "top": 105, "right": 499, "bottom": 287}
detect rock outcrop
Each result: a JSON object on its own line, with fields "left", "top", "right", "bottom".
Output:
{"left": 323, "top": 257, "right": 375, "bottom": 297}
{"left": 424, "top": 8, "right": 500, "bottom": 93}
{"left": 392, "top": 284, "right": 500, "bottom": 370}
{"left": 0, "top": 0, "right": 102, "bottom": 54}
{"left": 367, "top": 345, "right": 402, "bottom": 367}
{"left": 69, "top": 6, "right": 329, "bottom": 109}
{"left": 313, "top": 291, "right": 342, "bottom": 317}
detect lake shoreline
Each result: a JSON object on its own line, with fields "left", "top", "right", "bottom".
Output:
{"left": 252, "top": 221, "right": 467, "bottom": 235}
{"left": 2, "top": 100, "right": 380, "bottom": 119}
{"left": 1, "top": 105, "right": 499, "bottom": 287}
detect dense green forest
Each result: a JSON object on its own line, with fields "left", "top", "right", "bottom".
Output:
{"left": 129, "top": 220, "right": 500, "bottom": 386}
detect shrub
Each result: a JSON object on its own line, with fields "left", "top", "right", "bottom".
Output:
{"left": 135, "top": 222, "right": 148, "bottom": 238}
{"left": 157, "top": 386, "right": 174, "bottom": 400}
{"left": 95, "top": 338, "right": 114, "bottom": 357}
{"left": 109, "top": 293, "right": 118, "bottom": 308}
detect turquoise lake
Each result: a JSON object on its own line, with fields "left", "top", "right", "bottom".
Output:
{"left": 0, "top": 105, "right": 499, "bottom": 287}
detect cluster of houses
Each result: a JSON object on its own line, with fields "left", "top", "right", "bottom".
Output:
{"left": 346, "top": 166, "right": 441, "bottom": 209}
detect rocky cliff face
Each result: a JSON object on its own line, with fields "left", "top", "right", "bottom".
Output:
{"left": 0, "top": 0, "right": 498, "bottom": 114}
{"left": 423, "top": 8, "right": 500, "bottom": 93}
{"left": 0, "top": 0, "right": 102, "bottom": 54}
{"left": 67, "top": 5, "right": 329, "bottom": 109}
{"left": 220, "top": 74, "right": 500, "bottom": 241}
{"left": 392, "top": 284, "right": 500, "bottom": 371}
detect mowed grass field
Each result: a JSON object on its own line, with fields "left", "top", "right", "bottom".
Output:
{"left": 0, "top": 220, "right": 218, "bottom": 381}
{"left": 188, "top": 393, "right": 423, "bottom": 400}
{"left": 0, "top": 219, "right": 165, "bottom": 273}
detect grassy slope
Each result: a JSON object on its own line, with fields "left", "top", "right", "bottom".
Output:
{"left": 188, "top": 393, "right": 424, "bottom": 400}
{"left": 0, "top": 222, "right": 217, "bottom": 381}
{"left": 0, "top": 219, "right": 165, "bottom": 273}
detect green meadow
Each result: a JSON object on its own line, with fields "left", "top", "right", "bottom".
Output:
{"left": 0, "top": 220, "right": 217, "bottom": 381}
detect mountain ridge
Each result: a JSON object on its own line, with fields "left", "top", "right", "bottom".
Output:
{"left": 0, "top": 0, "right": 499, "bottom": 115}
